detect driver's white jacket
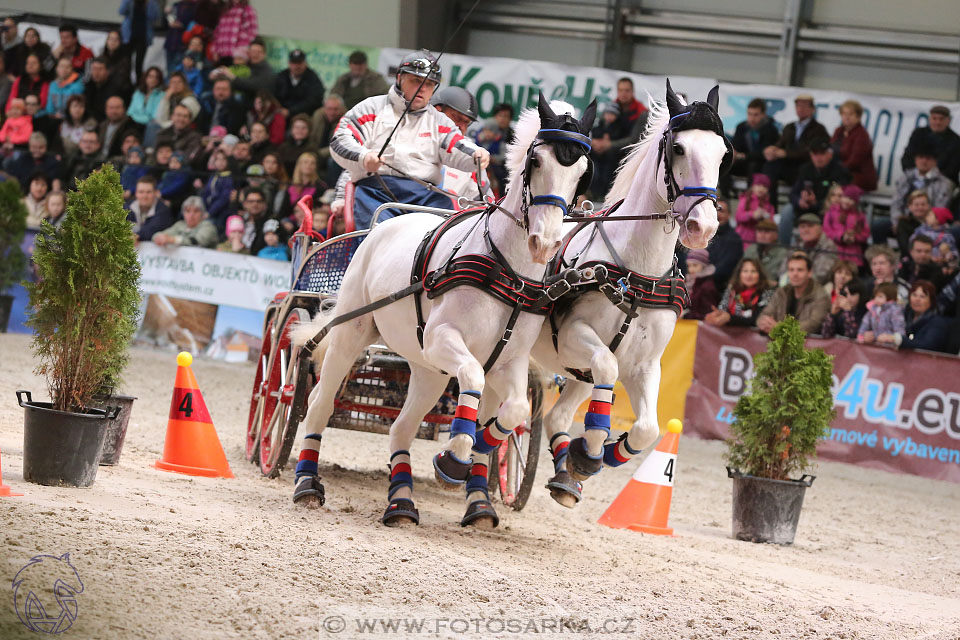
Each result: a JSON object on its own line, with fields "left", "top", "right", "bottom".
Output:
{"left": 330, "top": 85, "right": 481, "bottom": 185}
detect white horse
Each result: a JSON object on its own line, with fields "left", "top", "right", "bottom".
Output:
{"left": 530, "top": 81, "right": 728, "bottom": 506}
{"left": 293, "top": 95, "right": 596, "bottom": 527}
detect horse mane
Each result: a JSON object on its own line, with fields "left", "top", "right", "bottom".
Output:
{"left": 603, "top": 95, "right": 670, "bottom": 204}
{"left": 504, "top": 100, "right": 575, "bottom": 189}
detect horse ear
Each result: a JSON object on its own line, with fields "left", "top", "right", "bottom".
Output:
{"left": 580, "top": 98, "right": 597, "bottom": 133}
{"left": 706, "top": 85, "right": 720, "bottom": 111}
{"left": 666, "top": 79, "right": 684, "bottom": 118}
{"left": 538, "top": 92, "right": 556, "bottom": 124}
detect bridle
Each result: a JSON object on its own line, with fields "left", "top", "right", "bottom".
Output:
{"left": 654, "top": 110, "right": 721, "bottom": 233}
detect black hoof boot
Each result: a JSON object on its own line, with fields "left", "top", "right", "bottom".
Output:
{"left": 566, "top": 437, "right": 603, "bottom": 481}
{"left": 293, "top": 475, "right": 325, "bottom": 507}
{"left": 461, "top": 499, "right": 499, "bottom": 529}
{"left": 546, "top": 470, "right": 582, "bottom": 508}
{"left": 381, "top": 498, "right": 420, "bottom": 527}
{"left": 433, "top": 450, "right": 471, "bottom": 490}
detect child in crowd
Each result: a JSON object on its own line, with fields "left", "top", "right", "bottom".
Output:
{"left": 821, "top": 275, "right": 864, "bottom": 339}
{"left": 823, "top": 184, "right": 869, "bottom": 267}
{"left": 683, "top": 249, "right": 720, "bottom": 320}
{"left": 151, "top": 143, "right": 174, "bottom": 174}
{"left": 179, "top": 51, "right": 207, "bottom": 97}
{"left": 911, "top": 207, "right": 957, "bottom": 268}
{"left": 22, "top": 173, "right": 50, "bottom": 227}
{"left": 158, "top": 151, "right": 193, "bottom": 210}
{"left": 121, "top": 146, "right": 150, "bottom": 200}
{"left": 735, "top": 173, "right": 775, "bottom": 248}
{"left": 257, "top": 219, "right": 289, "bottom": 261}
{"left": 0, "top": 98, "right": 33, "bottom": 153}
{"left": 199, "top": 149, "right": 235, "bottom": 230}
{"left": 819, "top": 183, "right": 843, "bottom": 216}
{"left": 857, "top": 282, "right": 905, "bottom": 345}
{"left": 218, "top": 215, "right": 250, "bottom": 254}
{"left": 42, "top": 190, "right": 67, "bottom": 228}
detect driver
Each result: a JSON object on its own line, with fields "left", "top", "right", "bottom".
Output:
{"left": 431, "top": 86, "right": 493, "bottom": 206}
{"left": 330, "top": 50, "right": 490, "bottom": 228}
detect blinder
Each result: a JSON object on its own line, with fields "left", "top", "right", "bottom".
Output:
{"left": 522, "top": 127, "right": 594, "bottom": 211}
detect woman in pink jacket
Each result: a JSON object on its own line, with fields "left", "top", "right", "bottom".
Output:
{"left": 823, "top": 184, "right": 869, "bottom": 267}
{"left": 735, "top": 173, "right": 775, "bottom": 248}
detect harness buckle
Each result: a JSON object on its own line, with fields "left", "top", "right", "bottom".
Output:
{"left": 501, "top": 327, "right": 513, "bottom": 341}
{"left": 599, "top": 282, "right": 625, "bottom": 306}
{"left": 546, "top": 278, "right": 572, "bottom": 301}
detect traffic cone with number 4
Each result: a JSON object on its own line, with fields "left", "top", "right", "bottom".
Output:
{"left": 155, "top": 352, "right": 233, "bottom": 479}
{"left": 597, "top": 419, "right": 682, "bottom": 535}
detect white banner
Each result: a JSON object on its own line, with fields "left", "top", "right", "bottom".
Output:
{"left": 137, "top": 243, "right": 291, "bottom": 311}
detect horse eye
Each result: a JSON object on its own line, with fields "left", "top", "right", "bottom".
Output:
{"left": 672, "top": 143, "right": 684, "bottom": 156}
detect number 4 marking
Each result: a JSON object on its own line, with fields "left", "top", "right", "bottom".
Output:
{"left": 179, "top": 392, "right": 194, "bottom": 417}
{"left": 663, "top": 458, "right": 674, "bottom": 483}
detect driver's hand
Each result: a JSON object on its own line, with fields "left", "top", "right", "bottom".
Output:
{"left": 330, "top": 200, "right": 344, "bottom": 215}
{"left": 362, "top": 153, "right": 382, "bottom": 173}
{"left": 473, "top": 148, "right": 490, "bottom": 170}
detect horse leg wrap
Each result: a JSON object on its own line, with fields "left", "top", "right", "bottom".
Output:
{"left": 433, "top": 391, "right": 480, "bottom": 487}
{"left": 565, "top": 436, "right": 604, "bottom": 480}
{"left": 549, "top": 432, "right": 571, "bottom": 474}
{"left": 472, "top": 419, "right": 512, "bottom": 455}
{"left": 584, "top": 385, "right": 613, "bottom": 439}
{"left": 295, "top": 433, "right": 322, "bottom": 480}
{"left": 388, "top": 450, "right": 413, "bottom": 501}
{"left": 545, "top": 432, "right": 582, "bottom": 507}
{"left": 461, "top": 461, "right": 499, "bottom": 528}
{"left": 604, "top": 432, "right": 641, "bottom": 468}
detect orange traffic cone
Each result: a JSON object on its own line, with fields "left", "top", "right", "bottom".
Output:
{"left": 0, "top": 446, "right": 23, "bottom": 497}
{"left": 155, "top": 352, "right": 234, "bottom": 479}
{"left": 597, "top": 419, "right": 682, "bottom": 535}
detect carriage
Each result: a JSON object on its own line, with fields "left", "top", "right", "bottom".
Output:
{"left": 243, "top": 193, "right": 545, "bottom": 511}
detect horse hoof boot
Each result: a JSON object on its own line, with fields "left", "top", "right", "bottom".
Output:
{"left": 293, "top": 475, "right": 326, "bottom": 508}
{"left": 461, "top": 499, "right": 499, "bottom": 529}
{"left": 565, "top": 437, "right": 603, "bottom": 481}
{"left": 545, "top": 470, "right": 582, "bottom": 508}
{"left": 381, "top": 498, "right": 420, "bottom": 527}
{"left": 433, "top": 450, "right": 471, "bottom": 490}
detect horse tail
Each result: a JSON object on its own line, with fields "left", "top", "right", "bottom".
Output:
{"left": 290, "top": 300, "right": 338, "bottom": 365}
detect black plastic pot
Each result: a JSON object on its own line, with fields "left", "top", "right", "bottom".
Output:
{"left": 727, "top": 467, "right": 815, "bottom": 545}
{"left": 91, "top": 394, "right": 137, "bottom": 466}
{"left": 17, "top": 390, "right": 119, "bottom": 487}
{"left": 0, "top": 293, "right": 12, "bottom": 333}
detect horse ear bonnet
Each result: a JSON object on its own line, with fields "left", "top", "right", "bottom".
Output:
{"left": 668, "top": 84, "right": 734, "bottom": 175}
{"left": 527, "top": 93, "right": 596, "bottom": 198}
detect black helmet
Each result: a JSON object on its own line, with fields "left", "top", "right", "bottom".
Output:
{"left": 395, "top": 50, "right": 442, "bottom": 88}
{"left": 430, "top": 86, "right": 478, "bottom": 122}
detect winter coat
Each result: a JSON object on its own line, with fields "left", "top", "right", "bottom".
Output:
{"left": 734, "top": 191, "right": 775, "bottom": 247}
{"left": 902, "top": 125, "right": 960, "bottom": 185}
{"left": 126, "top": 198, "right": 174, "bottom": 241}
{"left": 776, "top": 118, "right": 830, "bottom": 164}
{"left": 0, "top": 114, "right": 32, "bottom": 145}
{"left": 707, "top": 223, "right": 744, "bottom": 292}
{"left": 789, "top": 159, "right": 851, "bottom": 215}
{"left": 330, "top": 68, "right": 389, "bottom": 110}
{"left": 758, "top": 279, "right": 830, "bottom": 334}
{"left": 212, "top": 3, "right": 259, "bottom": 60}
{"left": 821, "top": 308, "right": 864, "bottom": 339}
{"left": 6, "top": 75, "right": 48, "bottom": 111}
{"left": 128, "top": 88, "right": 165, "bottom": 126}
{"left": 822, "top": 204, "right": 869, "bottom": 266}
{"left": 910, "top": 223, "right": 958, "bottom": 262}
{"left": 831, "top": 123, "right": 877, "bottom": 192}
{"left": 890, "top": 167, "right": 956, "bottom": 223}
{"left": 274, "top": 67, "right": 325, "bottom": 118}
{"left": 158, "top": 168, "right": 193, "bottom": 201}
{"left": 900, "top": 309, "right": 951, "bottom": 353}
{"left": 121, "top": 164, "right": 150, "bottom": 194}
{"left": 154, "top": 219, "right": 219, "bottom": 249}
{"left": 718, "top": 286, "right": 774, "bottom": 327}
{"left": 731, "top": 118, "right": 780, "bottom": 166}
{"left": 257, "top": 245, "right": 289, "bottom": 261}
{"left": 42, "top": 74, "right": 83, "bottom": 118}
{"left": 858, "top": 300, "right": 905, "bottom": 339}
{"left": 232, "top": 60, "right": 277, "bottom": 100}
{"left": 685, "top": 276, "right": 719, "bottom": 321}
{"left": 200, "top": 171, "right": 235, "bottom": 226}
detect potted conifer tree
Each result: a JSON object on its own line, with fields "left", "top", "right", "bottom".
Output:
{"left": 0, "top": 179, "right": 28, "bottom": 332}
{"left": 725, "top": 316, "right": 835, "bottom": 544}
{"left": 17, "top": 166, "right": 141, "bottom": 487}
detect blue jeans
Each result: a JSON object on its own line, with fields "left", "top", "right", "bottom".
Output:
{"left": 353, "top": 175, "right": 454, "bottom": 229}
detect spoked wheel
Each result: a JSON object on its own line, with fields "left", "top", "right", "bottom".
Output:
{"left": 488, "top": 372, "right": 544, "bottom": 511}
{"left": 246, "top": 314, "right": 276, "bottom": 462}
{"left": 259, "top": 307, "right": 312, "bottom": 478}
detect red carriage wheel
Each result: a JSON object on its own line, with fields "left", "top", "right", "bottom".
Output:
{"left": 245, "top": 314, "right": 276, "bottom": 462}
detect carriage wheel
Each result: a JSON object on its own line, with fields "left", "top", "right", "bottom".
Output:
{"left": 488, "top": 372, "right": 544, "bottom": 511}
{"left": 259, "top": 308, "right": 312, "bottom": 478}
{"left": 245, "top": 314, "right": 276, "bottom": 462}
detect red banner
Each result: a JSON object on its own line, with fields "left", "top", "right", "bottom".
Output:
{"left": 684, "top": 323, "right": 960, "bottom": 483}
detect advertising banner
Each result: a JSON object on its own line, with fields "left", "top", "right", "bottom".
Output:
{"left": 264, "top": 38, "right": 381, "bottom": 90}
{"left": 685, "top": 323, "right": 960, "bottom": 483}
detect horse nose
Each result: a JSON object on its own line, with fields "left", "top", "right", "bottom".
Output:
{"left": 685, "top": 219, "right": 701, "bottom": 237}
{"left": 527, "top": 236, "right": 558, "bottom": 264}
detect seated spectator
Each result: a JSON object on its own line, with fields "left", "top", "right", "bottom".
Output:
{"left": 155, "top": 104, "right": 203, "bottom": 163}
{"left": 3, "top": 132, "right": 61, "bottom": 191}
{"left": 735, "top": 173, "right": 774, "bottom": 248}
{"left": 199, "top": 148, "right": 235, "bottom": 230}
{"left": 125, "top": 175, "right": 173, "bottom": 241}
{"left": 898, "top": 235, "right": 940, "bottom": 287}
{"left": 52, "top": 24, "right": 93, "bottom": 77}
{"left": 59, "top": 95, "right": 97, "bottom": 158}
{"left": 218, "top": 214, "right": 249, "bottom": 254}
{"left": 0, "top": 56, "right": 13, "bottom": 113}
{"left": 146, "top": 72, "right": 200, "bottom": 147}
{"left": 112, "top": 132, "right": 142, "bottom": 167}
{"left": 22, "top": 172, "right": 50, "bottom": 227}
{"left": 212, "top": 0, "right": 259, "bottom": 65}
{"left": 862, "top": 245, "right": 910, "bottom": 304}
{"left": 24, "top": 93, "right": 60, "bottom": 154}
{"left": 0, "top": 98, "right": 33, "bottom": 150}
{"left": 179, "top": 51, "right": 206, "bottom": 97}
{"left": 248, "top": 121, "right": 273, "bottom": 163}
{"left": 97, "top": 96, "right": 140, "bottom": 161}
{"left": 831, "top": 100, "right": 877, "bottom": 191}
{"left": 236, "top": 186, "right": 271, "bottom": 254}
{"left": 823, "top": 184, "right": 869, "bottom": 268}
{"left": 256, "top": 218, "right": 288, "bottom": 261}
{"left": 157, "top": 151, "right": 193, "bottom": 211}
{"left": 248, "top": 90, "right": 286, "bottom": 146}
{"left": 261, "top": 151, "right": 289, "bottom": 214}
{"left": 762, "top": 94, "right": 829, "bottom": 187}
{"left": 896, "top": 190, "right": 931, "bottom": 256}
{"left": 606, "top": 77, "right": 648, "bottom": 162}
{"left": 793, "top": 213, "right": 837, "bottom": 284}
{"left": 65, "top": 130, "right": 103, "bottom": 187}
{"left": 118, "top": 1, "right": 159, "bottom": 80}
{"left": 279, "top": 151, "right": 324, "bottom": 219}
{"left": 683, "top": 249, "right": 720, "bottom": 320}
{"left": 310, "top": 95, "right": 346, "bottom": 174}
{"left": 897, "top": 280, "right": 951, "bottom": 352}
{"left": 11, "top": 27, "right": 54, "bottom": 78}
{"left": 824, "top": 259, "right": 858, "bottom": 300}
{"left": 1, "top": 18, "right": 20, "bottom": 74}
{"left": 84, "top": 57, "right": 130, "bottom": 123}
{"left": 121, "top": 145, "right": 149, "bottom": 199}
{"left": 820, "top": 274, "right": 864, "bottom": 339}
{"left": 274, "top": 49, "right": 325, "bottom": 118}
{"left": 200, "top": 78, "right": 244, "bottom": 135}
{"left": 101, "top": 29, "right": 133, "bottom": 85}
{"left": 589, "top": 102, "right": 625, "bottom": 199}
{"left": 152, "top": 196, "right": 219, "bottom": 249}
{"left": 220, "top": 38, "right": 275, "bottom": 104}
{"left": 707, "top": 198, "right": 743, "bottom": 292}
{"left": 43, "top": 57, "right": 84, "bottom": 119}
{"left": 475, "top": 103, "right": 515, "bottom": 192}
{"left": 890, "top": 141, "right": 956, "bottom": 228}
{"left": 858, "top": 282, "right": 904, "bottom": 346}
{"left": 704, "top": 257, "right": 775, "bottom": 327}
{"left": 780, "top": 139, "right": 850, "bottom": 239}
{"left": 330, "top": 50, "right": 388, "bottom": 110}
{"left": 42, "top": 190, "right": 67, "bottom": 228}
{"left": 128, "top": 67, "right": 166, "bottom": 127}
{"left": 902, "top": 105, "right": 960, "bottom": 185}
{"left": 230, "top": 138, "right": 252, "bottom": 174}
{"left": 757, "top": 251, "right": 830, "bottom": 334}
{"left": 730, "top": 97, "right": 779, "bottom": 181}
{"left": 910, "top": 207, "right": 957, "bottom": 267}
{"left": 278, "top": 115, "right": 318, "bottom": 175}
{"left": 744, "top": 220, "right": 788, "bottom": 285}
{"left": 7, "top": 53, "right": 48, "bottom": 113}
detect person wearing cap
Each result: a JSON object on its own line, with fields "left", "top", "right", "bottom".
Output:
{"left": 757, "top": 251, "right": 830, "bottom": 335}
{"left": 830, "top": 99, "right": 877, "bottom": 192}
{"left": 431, "top": 85, "right": 492, "bottom": 204}
{"left": 152, "top": 195, "right": 219, "bottom": 249}
{"left": 762, "top": 93, "right": 829, "bottom": 186}
{"left": 330, "top": 50, "right": 389, "bottom": 110}
{"left": 902, "top": 105, "right": 960, "bottom": 184}
{"left": 890, "top": 139, "right": 956, "bottom": 225}
{"left": 793, "top": 212, "right": 837, "bottom": 284}
{"left": 256, "top": 218, "right": 289, "bottom": 261}
{"left": 588, "top": 101, "right": 625, "bottom": 199}
{"left": 731, "top": 98, "right": 780, "bottom": 181}
{"left": 823, "top": 184, "right": 869, "bottom": 267}
{"left": 682, "top": 249, "right": 720, "bottom": 320}
{"left": 744, "top": 219, "right": 789, "bottom": 285}
{"left": 780, "top": 138, "right": 850, "bottom": 240}
{"left": 218, "top": 214, "right": 250, "bottom": 254}
{"left": 274, "top": 49, "right": 325, "bottom": 119}
{"left": 329, "top": 49, "right": 489, "bottom": 228}
{"left": 212, "top": 0, "right": 258, "bottom": 65}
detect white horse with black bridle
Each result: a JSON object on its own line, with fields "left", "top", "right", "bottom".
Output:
{"left": 530, "top": 81, "right": 730, "bottom": 505}
{"left": 292, "top": 95, "right": 597, "bottom": 527}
